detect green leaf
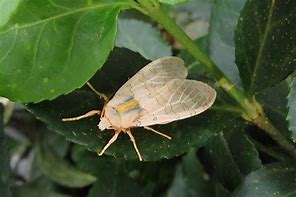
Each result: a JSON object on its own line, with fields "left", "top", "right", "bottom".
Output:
{"left": 215, "top": 184, "right": 230, "bottom": 197}
{"left": 179, "top": 36, "right": 242, "bottom": 114}
{"left": 225, "top": 126, "right": 262, "bottom": 175}
{"left": 40, "top": 128, "right": 70, "bottom": 158}
{"left": 13, "top": 175, "right": 65, "bottom": 196}
{"left": 115, "top": 18, "right": 171, "bottom": 60}
{"left": 72, "top": 146, "right": 172, "bottom": 197}
{"left": 208, "top": 0, "right": 245, "bottom": 85}
{"left": 36, "top": 144, "right": 97, "bottom": 188}
{"left": 235, "top": 0, "right": 296, "bottom": 95}
{"left": 204, "top": 133, "right": 243, "bottom": 190}
{"left": 13, "top": 187, "right": 69, "bottom": 197}
{"left": 179, "top": 36, "right": 209, "bottom": 77}
{"left": 0, "top": 0, "right": 21, "bottom": 27}
{"left": 88, "top": 178, "right": 141, "bottom": 197}
{"left": 288, "top": 78, "right": 296, "bottom": 142}
{"left": 86, "top": 161, "right": 142, "bottom": 197}
{"left": 28, "top": 47, "right": 239, "bottom": 161}
{"left": 0, "top": 104, "right": 11, "bottom": 197}
{"left": 0, "top": 0, "right": 132, "bottom": 103}
{"left": 204, "top": 122, "right": 261, "bottom": 190}
{"left": 167, "top": 151, "right": 214, "bottom": 197}
{"left": 159, "top": 0, "right": 188, "bottom": 5}
{"left": 167, "top": 165, "right": 187, "bottom": 197}
{"left": 181, "top": 150, "right": 214, "bottom": 197}
{"left": 258, "top": 80, "right": 290, "bottom": 138}
{"left": 232, "top": 162, "right": 296, "bottom": 196}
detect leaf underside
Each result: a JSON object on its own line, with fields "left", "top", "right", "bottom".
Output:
{"left": 208, "top": 0, "right": 245, "bottom": 85}
{"left": 115, "top": 18, "right": 172, "bottom": 60}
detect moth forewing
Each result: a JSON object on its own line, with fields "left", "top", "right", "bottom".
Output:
{"left": 109, "top": 56, "right": 187, "bottom": 105}
{"left": 62, "top": 56, "right": 217, "bottom": 161}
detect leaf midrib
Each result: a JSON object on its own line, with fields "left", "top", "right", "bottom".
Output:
{"left": 249, "top": 0, "right": 276, "bottom": 94}
{"left": 0, "top": 1, "right": 129, "bottom": 35}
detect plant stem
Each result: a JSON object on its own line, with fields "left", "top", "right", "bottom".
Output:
{"left": 136, "top": 0, "right": 296, "bottom": 159}
{"left": 253, "top": 114, "right": 296, "bottom": 159}
{"left": 137, "top": 0, "right": 256, "bottom": 118}
{"left": 248, "top": 136, "right": 288, "bottom": 162}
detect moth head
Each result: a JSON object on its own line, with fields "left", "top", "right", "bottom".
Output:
{"left": 98, "top": 117, "right": 112, "bottom": 131}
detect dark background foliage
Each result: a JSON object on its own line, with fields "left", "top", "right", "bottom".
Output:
{"left": 1, "top": 0, "right": 296, "bottom": 196}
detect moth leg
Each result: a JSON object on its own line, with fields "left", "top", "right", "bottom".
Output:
{"left": 98, "top": 130, "right": 120, "bottom": 156}
{"left": 144, "top": 126, "right": 171, "bottom": 140}
{"left": 62, "top": 110, "right": 101, "bottom": 122}
{"left": 126, "top": 129, "right": 143, "bottom": 161}
{"left": 86, "top": 82, "right": 109, "bottom": 102}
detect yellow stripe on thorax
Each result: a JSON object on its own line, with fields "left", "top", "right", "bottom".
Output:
{"left": 116, "top": 99, "right": 139, "bottom": 113}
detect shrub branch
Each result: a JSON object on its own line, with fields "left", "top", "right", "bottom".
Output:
{"left": 135, "top": 0, "right": 296, "bottom": 159}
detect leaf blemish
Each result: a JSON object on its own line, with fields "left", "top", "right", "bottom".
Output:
{"left": 43, "top": 77, "right": 49, "bottom": 83}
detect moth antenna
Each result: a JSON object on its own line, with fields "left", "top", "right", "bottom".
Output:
{"left": 86, "top": 82, "right": 109, "bottom": 102}
{"left": 62, "top": 110, "right": 101, "bottom": 122}
{"left": 144, "top": 126, "right": 171, "bottom": 140}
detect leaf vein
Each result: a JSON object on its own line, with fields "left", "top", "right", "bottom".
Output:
{"left": 32, "top": 22, "right": 48, "bottom": 72}
{"left": 49, "top": 0, "right": 72, "bottom": 10}
{"left": 0, "top": 2, "right": 127, "bottom": 35}
{"left": 64, "top": 12, "right": 88, "bottom": 72}
{"left": 0, "top": 29, "right": 18, "bottom": 64}
{"left": 249, "top": 0, "right": 276, "bottom": 93}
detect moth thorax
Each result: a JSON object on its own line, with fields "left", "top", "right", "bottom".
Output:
{"left": 99, "top": 105, "right": 122, "bottom": 129}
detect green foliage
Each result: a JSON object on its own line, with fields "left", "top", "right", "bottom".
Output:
{"left": 1, "top": 0, "right": 296, "bottom": 196}
{"left": 258, "top": 81, "right": 290, "bottom": 137}
{"left": 116, "top": 18, "right": 172, "bottom": 60}
{"left": 208, "top": 0, "right": 245, "bottom": 85}
{"left": 28, "top": 48, "right": 239, "bottom": 161}
{"left": 288, "top": 78, "right": 296, "bottom": 142}
{"left": 225, "top": 127, "right": 262, "bottom": 175}
{"left": 0, "top": 104, "right": 11, "bottom": 197}
{"left": 181, "top": 150, "right": 214, "bottom": 196}
{"left": 72, "top": 145, "right": 176, "bottom": 196}
{"left": 158, "top": 0, "right": 188, "bottom": 5}
{"left": 205, "top": 134, "right": 243, "bottom": 190}
{"left": 0, "top": 0, "right": 131, "bottom": 103}
{"left": 36, "top": 144, "right": 97, "bottom": 188}
{"left": 232, "top": 163, "right": 296, "bottom": 196}
{"left": 235, "top": 0, "right": 296, "bottom": 95}
{"left": 0, "top": 0, "right": 21, "bottom": 27}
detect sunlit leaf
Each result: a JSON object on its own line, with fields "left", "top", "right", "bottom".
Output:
{"left": 0, "top": 0, "right": 132, "bottom": 103}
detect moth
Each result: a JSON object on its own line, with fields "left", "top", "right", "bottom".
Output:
{"left": 63, "top": 57, "right": 216, "bottom": 161}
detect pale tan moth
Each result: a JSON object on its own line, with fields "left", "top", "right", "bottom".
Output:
{"left": 62, "top": 57, "right": 216, "bottom": 161}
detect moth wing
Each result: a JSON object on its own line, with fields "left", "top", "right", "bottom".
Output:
{"left": 108, "top": 57, "right": 187, "bottom": 106}
{"left": 134, "top": 78, "right": 216, "bottom": 127}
